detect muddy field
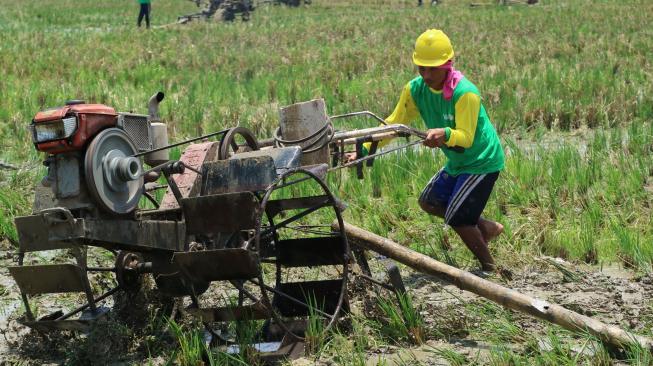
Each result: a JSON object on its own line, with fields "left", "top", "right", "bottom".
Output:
{"left": 1, "top": 235, "right": 651, "bottom": 365}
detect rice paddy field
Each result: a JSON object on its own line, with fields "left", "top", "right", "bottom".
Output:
{"left": 1, "top": 0, "right": 653, "bottom": 364}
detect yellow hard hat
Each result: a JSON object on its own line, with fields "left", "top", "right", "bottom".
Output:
{"left": 412, "top": 29, "right": 454, "bottom": 67}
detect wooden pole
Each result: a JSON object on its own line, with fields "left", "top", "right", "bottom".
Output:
{"left": 334, "top": 221, "right": 653, "bottom": 351}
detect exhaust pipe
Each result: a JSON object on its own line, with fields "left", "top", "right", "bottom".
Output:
{"left": 148, "top": 91, "right": 165, "bottom": 122}
{"left": 145, "top": 91, "right": 169, "bottom": 166}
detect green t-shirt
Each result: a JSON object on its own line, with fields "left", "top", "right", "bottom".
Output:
{"left": 139, "top": 0, "right": 151, "bottom": 4}
{"left": 409, "top": 76, "right": 505, "bottom": 176}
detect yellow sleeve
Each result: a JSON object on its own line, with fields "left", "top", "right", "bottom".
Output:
{"left": 363, "top": 83, "right": 419, "bottom": 153}
{"left": 385, "top": 83, "right": 420, "bottom": 125}
{"left": 446, "top": 92, "right": 480, "bottom": 149}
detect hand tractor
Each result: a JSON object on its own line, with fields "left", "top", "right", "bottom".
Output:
{"left": 9, "top": 93, "right": 426, "bottom": 360}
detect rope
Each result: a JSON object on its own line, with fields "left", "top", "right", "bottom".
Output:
{"left": 273, "top": 119, "right": 334, "bottom": 154}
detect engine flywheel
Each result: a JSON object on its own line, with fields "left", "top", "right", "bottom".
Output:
{"left": 85, "top": 128, "right": 144, "bottom": 215}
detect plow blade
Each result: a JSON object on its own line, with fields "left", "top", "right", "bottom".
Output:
{"left": 229, "top": 146, "right": 301, "bottom": 172}
{"left": 187, "top": 302, "right": 270, "bottom": 322}
{"left": 182, "top": 192, "right": 259, "bottom": 233}
{"left": 21, "top": 307, "right": 110, "bottom": 332}
{"left": 276, "top": 237, "right": 347, "bottom": 267}
{"left": 201, "top": 156, "right": 277, "bottom": 195}
{"left": 14, "top": 214, "right": 80, "bottom": 252}
{"left": 9, "top": 264, "right": 88, "bottom": 295}
{"left": 172, "top": 249, "right": 260, "bottom": 282}
{"left": 273, "top": 279, "right": 347, "bottom": 317}
{"left": 265, "top": 195, "right": 330, "bottom": 219}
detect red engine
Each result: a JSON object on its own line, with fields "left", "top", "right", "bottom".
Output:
{"left": 31, "top": 101, "right": 118, "bottom": 154}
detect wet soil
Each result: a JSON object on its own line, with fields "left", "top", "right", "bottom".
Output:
{"left": 1, "top": 239, "right": 652, "bottom": 365}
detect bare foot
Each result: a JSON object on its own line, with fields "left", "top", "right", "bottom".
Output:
{"left": 479, "top": 219, "right": 504, "bottom": 243}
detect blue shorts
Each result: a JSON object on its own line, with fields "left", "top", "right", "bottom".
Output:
{"left": 419, "top": 170, "right": 499, "bottom": 227}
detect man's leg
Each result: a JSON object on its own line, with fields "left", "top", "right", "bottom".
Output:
{"left": 145, "top": 4, "right": 150, "bottom": 28}
{"left": 453, "top": 225, "right": 495, "bottom": 271}
{"left": 418, "top": 200, "right": 445, "bottom": 218}
{"left": 421, "top": 198, "right": 496, "bottom": 270}
{"left": 419, "top": 170, "right": 499, "bottom": 270}
{"left": 478, "top": 217, "right": 503, "bottom": 243}
{"left": 444, "top": 172, "right": 500, "bottom": 270}
{"left": 421, "top": 199, "right": 502, "bottom": 243}
{"left": 138, "top": 4, "right": 145, "bottom": 27}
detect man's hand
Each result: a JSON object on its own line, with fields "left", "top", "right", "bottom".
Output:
{"left": 423, "top": 128, "right": 446, "bottom": 148}
{"left": 344, "top": 152, "right": 358, "bottom": 163}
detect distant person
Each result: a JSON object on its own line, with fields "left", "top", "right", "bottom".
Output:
{"left": 418, "top": 0, "right": 440, "bottom": 5}
{"left": 349, "top": 29, "right": 505, "bottom": 272}
{"left": 138, "top": 0, "right": 151, "bottom": 28}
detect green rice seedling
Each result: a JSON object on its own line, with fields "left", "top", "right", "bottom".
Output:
{"left": 466, "top": 301, "right": 528, "bottom": 346}
{"left": 305, "top": 293, "right": 327, "bottom": 356}
{"left": 439, "top": 229, "right": 461, "bottom": 268}
{"left": 0, "top": 172, "right": 32, "bottom": 246}
{"left": 321, "top": 330, "right": 367, "bottom": 366}
{"left": 517, "top": 327, "right": 615, "bottom": 366}
{"left": 539, "top": 257, "right": 583, "bottom": 283}
{"left": 231, "top": 319, "right": 262, "bottom": 365}
{"left": 203, "top": 295, "right": 264, "bottom": 366}
{"left": 393, "top": 350, "right": 423, "bottom": 366}
{"left": 351, "top": 313, "right": 382, "bottom": 353}
{"left": 578, "top": 216, "right": 598, "bottom": 265}
{"left": 541, "top": 228, "right": 571, "bottom": 263}
{"left": 376, "top": 291, "right": 425, "bottom": 345}
{"left": 625, "top": 338, "right": 653, "bottom": 366}
{"left": 427, "top": 346, "right": 469, "bottom": 366}
{"left": 488, "top": 345, "right": 528, "bottom": 366}
{"left": 612, "top": 221, "right": 653, "bottom": 274}
{"left": 0, "top": 191, "right": 20, "bottom": 245}
{"left": 167, "top": 318, "right": 213, "bottom": 366}
{"left": 397, "top": 291, "right": 426, "bottom": 345}
{"left": 375, "top": 297, "right": 407, "bottom": 344}
{"left": 167, "top": 317, "right": 253, "bottom": 366}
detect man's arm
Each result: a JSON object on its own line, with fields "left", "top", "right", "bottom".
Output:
{"left": 444, "top": 92, "right": 481, "bottom": 149}
{"left": 361, "top": 83, "right": 420, "bottom": 155}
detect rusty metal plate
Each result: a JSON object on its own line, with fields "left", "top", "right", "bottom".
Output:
{"left": 228, "top": 146, "right": 302, "bottom": 172}
{"left": 302, "top": 163, "right": 329, "bottom": 180}
{"left": 276, "top": 237, "right": 346, "bottom": 267}
{"left": 181, "top": 192, "right": 258, "bottom": 233}
{"left": 84, "top": 219, "right": 185, "bottom": 252}
{"left": 200, "top": 156, "right": 277, "bottom": 195}
{"left": 172, "top": 248, "right": 260, "bottom": 282}
{"left": 21, "top": 307, "right": 110, "bottom": 332}
{"left": 272, "top": 279, "right": 347, "bottom": 317}
{"left": 187, "top": 302, "right": 270, "bottom": 322}
{"left": 265, "top": 195, "right": 329, "bottom": 219}
{"left": 263, "top": 319, "right": 309, "bottom": 342}
{"left": 14, "top": 214, "right": 82, "bottom": 252}
{"left": 136, "top": 207, "right": 183, "bottom": 221}
{"left": 9, "top": 264, "right": 87, "bottom": 295}
{"left": 160, "top": 142, "right": 219, "bottom": 210}
{"left": 258, "top": 340, "right": 305, "bottom": 363}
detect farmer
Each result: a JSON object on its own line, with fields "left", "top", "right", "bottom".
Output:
{"left": 137, "top": 0, "right": 151, "bottom": 28}
{"left": 352, "top": 29, "right": 505, "bottom": 271}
